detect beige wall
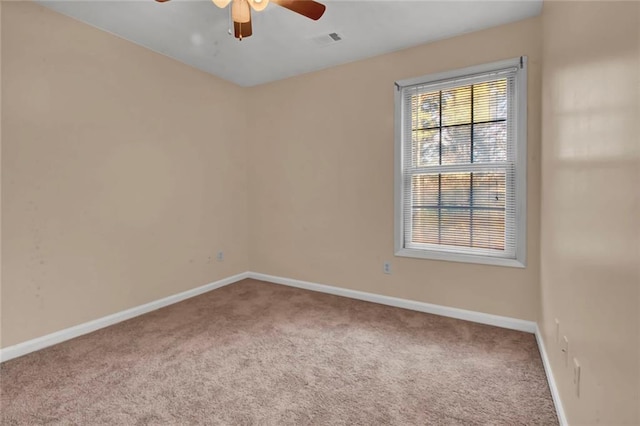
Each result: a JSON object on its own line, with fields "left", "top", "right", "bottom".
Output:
{"left": 247, "top": 17, "right": 543, "bottom": 321}
{"left": 539, "top": 1, "right": 640, "bottom": 424}
{"left": 1, "top": 2, "right": 249, "bottom": 348}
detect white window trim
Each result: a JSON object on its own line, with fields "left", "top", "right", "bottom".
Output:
{"left": 394, "top": 57, "right": 527, "bottom": 268}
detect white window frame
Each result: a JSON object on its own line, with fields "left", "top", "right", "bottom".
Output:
{"left": 394, "top": 57, "right": 527, "bottom": 268}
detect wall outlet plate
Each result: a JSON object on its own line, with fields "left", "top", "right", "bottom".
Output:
{"left": 573, "top": 358, "right": 581, "bottom": 397}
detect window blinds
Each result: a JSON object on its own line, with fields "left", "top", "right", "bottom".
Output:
{"left": 400, "top": 67, "right": 519, "bottom": 258}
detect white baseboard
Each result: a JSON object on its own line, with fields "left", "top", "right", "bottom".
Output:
{"left": 535, "top": 325, "right": 568, "bottom": 426}
{"left": 0, "top": 272, "right": 250, "bottom": 363}
{"left": 247, "top": 272, "right": 537, "bottom": 334}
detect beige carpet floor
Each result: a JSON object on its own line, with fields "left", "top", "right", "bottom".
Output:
{"left": 1, "top": 279, "right": 557, "bottom": 425}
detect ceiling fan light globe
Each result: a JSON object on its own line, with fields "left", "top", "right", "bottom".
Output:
{"left": 248, "top": 0, "right": 269, "bottom": 12}
{"left": 212, "top": 0, "right": 231, "bottom": 8}
{"left": 232, "top": 0, "right": 251, "bottom": 23}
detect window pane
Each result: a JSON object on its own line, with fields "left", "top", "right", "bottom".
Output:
{"left": 442, "top": 125, "right": 471, "bottom": 165}
{"left": 441, "top": 208, "right": 471, "bottom": 247}
{"left": 412, "top": 91, "right": 440, "bottom": 130}
{"left": 471, "top": 210, "right": 505, "bottom": 250}
{"left": 411, "top": 208, "right": 439, "bottom": 244}
{"left": 473, "top": 79, "right": 507, "bottom": 123}
{"left": 441, "top": 173, "right": 470, "bottom": 207}
{"left": 412, "top": 129, "right": 440, "bottom": 167}
{"left": 411, "top": 174, "right": 439, "bottom": 206}
{"left": 441, "top": 86, "right": 471, "bottom": 126}
{"left": 473, "top": 122, "right": 507, "bottom": 163}
{"left": 471, "top": 172, "right": 506, "bottom": 209}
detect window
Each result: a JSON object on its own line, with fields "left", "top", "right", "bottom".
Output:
{"left": 394, "top": 57, "right": 527, "bottom": 267}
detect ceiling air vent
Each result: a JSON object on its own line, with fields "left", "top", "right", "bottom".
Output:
{"left": 311, "top": 32, "right": 343, "bottom": 47}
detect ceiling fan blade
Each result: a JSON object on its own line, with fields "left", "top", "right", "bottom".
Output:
{"left": 234, "top": 19, "right": 253, "bottom": 39}
{"left": 272, "top": 0, "right": 325, "bottom": 20}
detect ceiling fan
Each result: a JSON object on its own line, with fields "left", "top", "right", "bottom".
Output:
{"left": 155, "top": 0, "right": 326, "bottom": 40}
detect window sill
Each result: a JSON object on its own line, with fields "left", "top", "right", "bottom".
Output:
{"left": 395, "top": 247, "right": 526, "bottom": 268}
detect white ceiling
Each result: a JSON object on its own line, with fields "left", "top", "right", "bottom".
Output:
{"left": 38, "top": 0, "right": 542, "bottom": 86}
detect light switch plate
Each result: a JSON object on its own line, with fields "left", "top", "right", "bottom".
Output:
{"left": 573, "top": 358, "right": 581, "bottom": 397}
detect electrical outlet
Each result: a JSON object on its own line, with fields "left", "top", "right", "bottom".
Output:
{"left": 573, "top": 358, "right": 581, "bottom": 397}
{"left": 561, "top": 336, "right": 569, "bottom": 367}
{"left": 554, "top": 318, "right": 560, "bottom": 343}
{"left": 383, "top": 261, "right": 392, "bottom": 274}
{"left": 216, "top": 251, "right": 224, "bottom": 262}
